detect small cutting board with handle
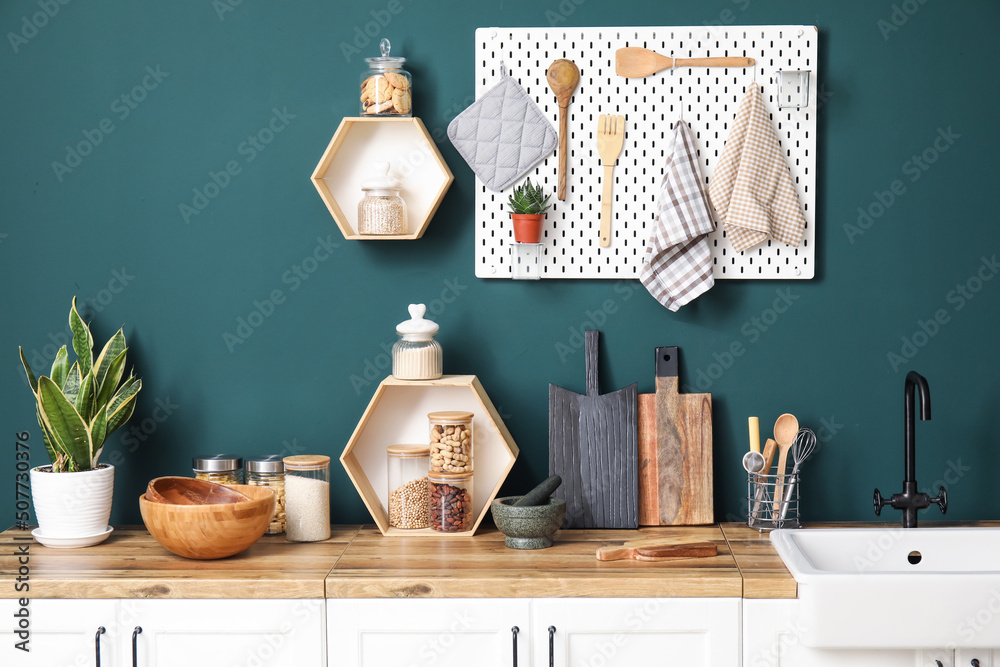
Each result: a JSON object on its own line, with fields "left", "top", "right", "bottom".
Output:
{"left": 637, "top": 347, "right": 713, "bottom": 525}
{"left": 596, "top": 540, "right": 717, "bottom": 561}
{"left": 549, "top": 330, "right": 638, "bottom": 529}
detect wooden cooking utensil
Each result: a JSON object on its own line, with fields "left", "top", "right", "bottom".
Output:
{"left": 772, "top": 414, "right": 799, "bottom": 516}
{"left": 596, "top": 114, "right": 625, "bottom": 247}
{"left": 751, "top": 439, "right": 777, "bottom": 521}
{"left": 615, "top": 47, "right": 755, "bottom": 78}
{"left": 597, "top": 541, "right": 717, "bottom": 561}
{"left": 748, "top": 416, "right": 760, "bottom": 453}
{"left": 547, "top": 59, "right": 580, "bottom": 201}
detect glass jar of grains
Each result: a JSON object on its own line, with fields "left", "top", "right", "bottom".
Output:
{"left": 246, "top": 455, "right": 286, "bottom": 535}
{"left": 428, "top": 471, "right": 473, "bottom": 533}
{"left": 358, "top": 161, "right": 407, "bottom": 235}
{"left": 283, "top": 455, "right": 331, "bottom": 542}
{"left": 192, "top": 454, "right": 243, "bottom": 484}
{"left": 359, "top": 38, "right": 412, "bottom": 116}
{"left": 392, "top": 303, "right": 442, "bottom": 380}
{"left": 386, "top": 445, "right": 430, "bottom": 530}
{"left": 428, "top": 411, "right": 473, "bottom": 473}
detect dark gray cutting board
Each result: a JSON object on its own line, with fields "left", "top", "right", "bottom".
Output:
{"left": 549, "top": 330, "right": 638, "bottom": 528}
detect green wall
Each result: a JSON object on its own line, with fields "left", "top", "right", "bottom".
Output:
{"left": 3, "top": 0, "right": 999, "bottom": 528}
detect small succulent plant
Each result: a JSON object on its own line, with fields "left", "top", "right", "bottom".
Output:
{"left": 19, "top": 298, "right": 141, "bottom": 472}
{"left": 507, "top": 178, "right": 552, "bottom": 215}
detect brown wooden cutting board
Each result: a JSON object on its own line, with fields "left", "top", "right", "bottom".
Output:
{"left": 638, "top": 347, "right": 713, "bottom": 525}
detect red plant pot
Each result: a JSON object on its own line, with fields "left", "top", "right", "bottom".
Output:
{"left": 511, "top": 214, "right": 544, "bottom": 243}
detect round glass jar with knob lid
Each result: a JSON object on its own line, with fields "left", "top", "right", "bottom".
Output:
{"left": 360, "top": 38, "right": 411, "bottom": 116}
{"left": 391, "top": 303, "right": 442, "bottom": 380}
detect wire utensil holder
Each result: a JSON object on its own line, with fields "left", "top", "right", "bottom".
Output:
{"left": 747, "top": 472, "right": 800, "bottom": 531}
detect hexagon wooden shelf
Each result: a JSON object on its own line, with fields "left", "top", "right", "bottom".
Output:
{"left": 340, "top": 375, "right": 519, "bottom": 537}
{"left": 310, "top": 117, "right": 454, "bottom": 240}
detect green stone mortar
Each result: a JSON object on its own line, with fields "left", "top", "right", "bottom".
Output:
{"left": 490, "top": 496, "right": 567, "bottom": 549}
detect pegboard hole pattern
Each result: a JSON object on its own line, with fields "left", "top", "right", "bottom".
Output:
{"left": 474, "top": 26, "right": 817, "bottom": 280}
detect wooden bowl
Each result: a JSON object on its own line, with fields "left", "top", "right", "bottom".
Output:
{"left": 139, "top": 484, "right": 275, "bottom": 559}
{"left": 146, "top": 476, "right": 249, "bottom": 505}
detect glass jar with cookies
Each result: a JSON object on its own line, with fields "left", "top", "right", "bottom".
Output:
{"left": 360, "top": 38, "right": 412, "bottom": 117}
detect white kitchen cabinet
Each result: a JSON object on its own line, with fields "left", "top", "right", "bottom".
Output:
{"left": 0, "top": 598, "right": 325, "bottom": 667}
{"left": 327, "top": 599, "right": 529, "bottom": 667}
{"left": 327, "top": 597, "right": 740, "bottom": 667}
{"left": 956, "top": 650, "right": 1000, "bottom": 666}
{"left": 535, "top": 598, "right": 741, "bottom": 667}
{"left": 744, "top": 599, "right": 969, "bottom": 666}
{"left": 0, "top": 599, "right": 120, "bottom": 666}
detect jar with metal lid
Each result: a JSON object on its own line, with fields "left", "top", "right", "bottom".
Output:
{"left": 192, "top": 454, "right": 243, "bottom": 484}
{"left": 428, "top": 411, "right": 473, "bottom": 473}
{"left": 360, "top": 38, "right": 411, "bottom": 116}
{"left": 386, "top": 445, "right": 430, "bottom": 529}
{"left": 283, "top": 455, "right": 331, "bottom": 542}
{"left": 392, "top": 303, "right": 442, "bottom": 380}
{"left": 247, "top": 455, "right": 286, "bottom": 535}
{"left": 358, "top": 161, "right": 406, "bottom": 235}
{"left": 428, "top": 471, "right": 473, "bottom": 533}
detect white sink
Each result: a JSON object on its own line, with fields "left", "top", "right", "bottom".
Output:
{"left": 770, "top": 527, "right": 1000, "bottom": 648}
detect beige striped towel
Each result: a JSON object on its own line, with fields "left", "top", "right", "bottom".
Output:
{"left": 709, "top": 85, "right": 808, "bottom": 253}
{"left": 640, "top": 120, "right": 716, "bottom": 312}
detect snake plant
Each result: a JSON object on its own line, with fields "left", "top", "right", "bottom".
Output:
{"left": 507, "top": 178, "right": 552, "bottom": 215}
{"left": 19, "top": 298, "right": 141, "bottom": 472}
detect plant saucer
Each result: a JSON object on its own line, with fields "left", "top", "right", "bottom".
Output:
{"left": 32, "top": 525, "right": 113, "bottom": 549}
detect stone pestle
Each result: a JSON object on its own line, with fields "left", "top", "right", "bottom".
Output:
{"left": 513, "top": 474, "right": 563, "bottom": 507}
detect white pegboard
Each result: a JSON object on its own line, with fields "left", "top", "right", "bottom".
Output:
{"left": 474, "top": 26, "right": 817, "bottom": 280}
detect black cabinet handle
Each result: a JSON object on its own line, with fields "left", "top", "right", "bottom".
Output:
{"left": 548, "top": 626, "right": 556, "bottom": 667}
{"left": 971, "top": 660, "right": 980, "bottom": 667}
{"left": 511, "top": 626, "right": 519, "bottom": 667}
{"left": 132, "top": 626, "right": 143, "bottom": 667}
{"left": 94, "top": 627, "right": 106, "bottom": 667}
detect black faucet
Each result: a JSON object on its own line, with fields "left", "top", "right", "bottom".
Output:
{"left": 874, "top": 371, "right": 948, "bottom": 528}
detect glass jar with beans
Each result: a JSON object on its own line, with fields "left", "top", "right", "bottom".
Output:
{"left": 428, "top": 471, "right": 473, "bottom": 533}
{"left": 428, "top": 411, "right": 473, "bottom": 474}
{"left": 386, "top": 445, "right": 430, "bottom": 530}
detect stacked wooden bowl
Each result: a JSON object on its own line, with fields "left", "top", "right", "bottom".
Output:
{"left": 139, "top": 477, "right": 276, "bottom": 559}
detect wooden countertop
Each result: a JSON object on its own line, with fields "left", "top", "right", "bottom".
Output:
{"left": 11, "top": 520, "right": 992, "bottom": 600}
{"left": 0, "top": 526, "right": 358, "bottom": 599}
{"left": 326, "top": 525, "right": 742, "bottom": 598}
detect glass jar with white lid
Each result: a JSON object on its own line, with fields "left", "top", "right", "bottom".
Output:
{"left": 391, "top": 303, "right": 442, "bottom": 380}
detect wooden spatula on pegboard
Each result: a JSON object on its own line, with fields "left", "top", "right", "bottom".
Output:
{"left": 616, "top": 47, "right": 755, "bottom": 77}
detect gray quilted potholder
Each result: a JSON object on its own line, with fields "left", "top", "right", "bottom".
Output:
{"left": 447, "top": 66, "right": 557, "bottom": 192}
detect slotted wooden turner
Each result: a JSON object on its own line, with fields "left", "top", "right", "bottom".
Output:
{"left": 596, "top": 114, "right": 625, "bottom": 248}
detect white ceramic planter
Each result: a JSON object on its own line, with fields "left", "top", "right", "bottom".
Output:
{"left": 30, "top": 464, "right": 114, "bottom": 539}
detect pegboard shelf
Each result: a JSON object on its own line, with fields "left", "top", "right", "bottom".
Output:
{"left": 474, "top": 26, "right": 817, "bottom": 280}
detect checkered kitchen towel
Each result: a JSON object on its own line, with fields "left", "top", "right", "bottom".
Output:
{"left": 709, "top": 85, "right": 808, "bottom": 253}
{"left": 640, "top": 120, "right": 716, "bottom": 312}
